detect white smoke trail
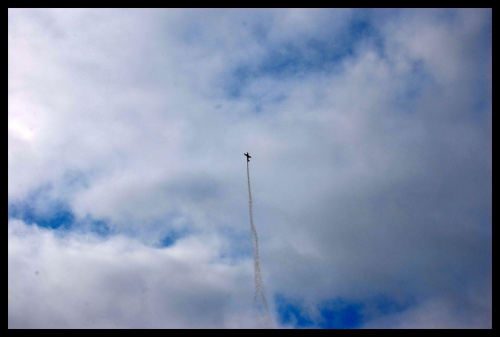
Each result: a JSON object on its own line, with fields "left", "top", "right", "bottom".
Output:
{"left": 247, "top": 159, "right": 273, "bottom": 328}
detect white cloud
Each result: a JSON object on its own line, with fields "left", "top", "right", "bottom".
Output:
{"left": 8, "top": 219, "right": 262, "bottom": 328}
{"left": 9, "top": 9, "right": 491, "bottom": 328}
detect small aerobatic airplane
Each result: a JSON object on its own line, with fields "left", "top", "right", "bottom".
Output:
{"left": 244, "top": 152, "right": 252, "bottom": 162}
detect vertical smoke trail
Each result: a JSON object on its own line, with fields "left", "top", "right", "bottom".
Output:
{"left": 247, "top": 159, "right": 273, "bottom": 328}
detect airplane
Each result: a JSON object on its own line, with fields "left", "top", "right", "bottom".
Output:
{"left": 244, "top": 152, "right": 252, "bottom": 162}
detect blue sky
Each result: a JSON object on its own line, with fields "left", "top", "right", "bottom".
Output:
{"left": 8, "top": 8, "right": 491, "bottom": 328}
